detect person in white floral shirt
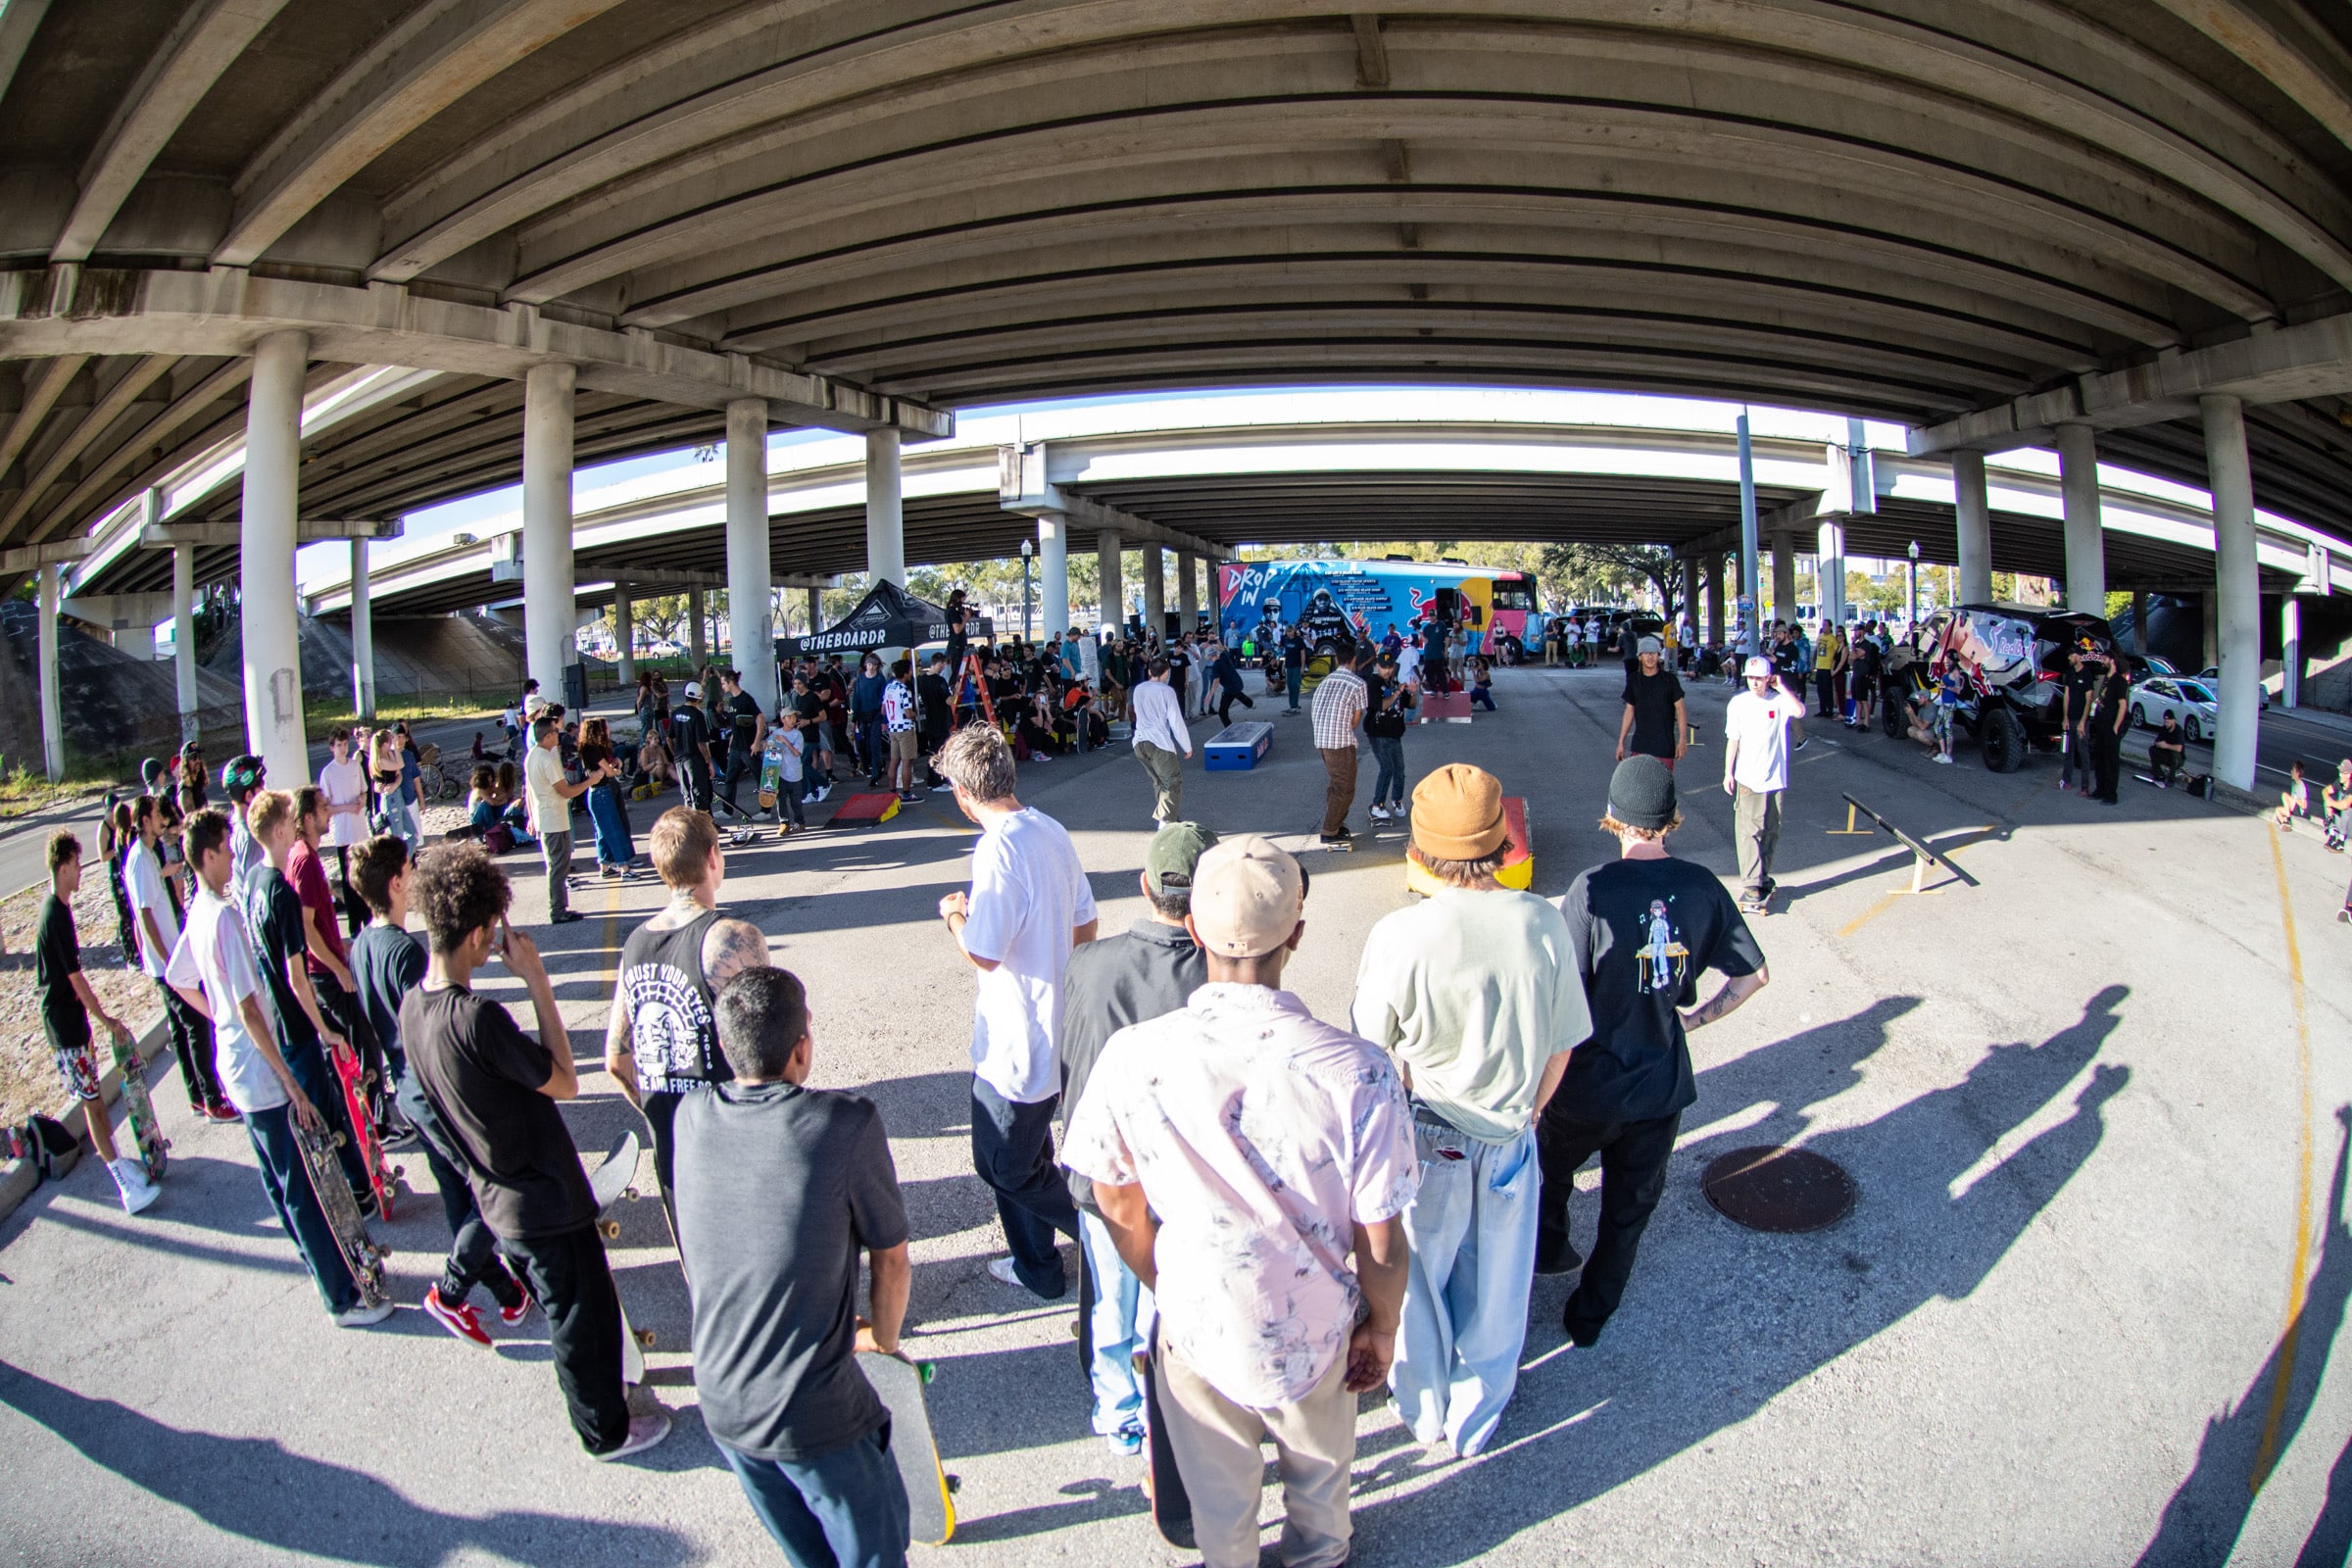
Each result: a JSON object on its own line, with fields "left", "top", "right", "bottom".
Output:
{"left": 1064, "top": 834, "right": 1417, "bottom": 1568}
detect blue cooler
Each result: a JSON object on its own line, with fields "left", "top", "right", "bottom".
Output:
{"left": 1203, "top": 720, "right": 1274, "bottom": 771}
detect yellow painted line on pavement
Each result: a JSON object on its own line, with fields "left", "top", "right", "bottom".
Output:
{"left": 2250, "top": 825, "right": 2316, "bottom": 1494}
{"left": 1834, "top": 831, "right": 1991, "bottom": 938}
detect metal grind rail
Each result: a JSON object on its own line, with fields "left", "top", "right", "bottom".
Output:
{"left": 1837, "top": 793, "right": 1982, "bottom": 897}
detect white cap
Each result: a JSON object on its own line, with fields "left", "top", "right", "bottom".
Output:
{"left": 1744, "top": 656, "right": 1774, "bottom": 678}
{"left": 683, "top": 681, "right": 702, "bottom": 699}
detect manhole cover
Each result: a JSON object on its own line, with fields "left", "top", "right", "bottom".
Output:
{"left": 1701, "top": 1145, "right": 1855, "bottom": 1233}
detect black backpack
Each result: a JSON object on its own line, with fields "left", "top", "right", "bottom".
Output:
{"left": 15, "top": 1113, "right": 80, "bottom": 1179}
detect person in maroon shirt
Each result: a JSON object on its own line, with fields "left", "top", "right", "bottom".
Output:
{"left": 292, "top": 785, "right": 395, "bottom": 1140}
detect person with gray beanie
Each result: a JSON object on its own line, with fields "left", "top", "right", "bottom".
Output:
{"left": 1538, "top": 755, "right": 1770, "bottom": 1348}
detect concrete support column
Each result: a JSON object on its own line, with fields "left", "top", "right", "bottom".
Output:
{"left": 1038, "top": 513, "right": 1069, "bottom": 639}
{"left": 1770, "top": 530, "right": 1798, "bottom": 627}
{"left": 2201, "top": 393, "right": 2261, "bottom": 792}
{"left": 1177, "top": 548, "right": 1200, "bottom": 632}
{"left": 1952, "top": 450, "right": 1992, "bottom": 605}
{"left": 726, "top": 398, "right": 776, "bottom": 709}
{"left": 864, "top": 428, "right": 904, "bottom": 588}
{"left": 1098, "top": 530, "right": 1123, "bottom": 632}
{"left": 1680, "top": 555, "right": 1698, "bottom": 631}
{"left": 242, "top": 328, "right": 308, "bottom": 783}
{"left": 2201, "top": 592, "right": 2220, "bottom": 670}
{"left": 1705, "top": 554, "right": 1726, "bottom": 645}
{"left": 2056, "top": 422, "right": 2106, "bottom": 613}
{"left": 521, "top": 361, "right": 576, "bottom": 702}
{"left": 614, "top": 585, "right": 634, "bottom": 688}
{"left": 806, "top": 586, "right": 822, "bottom": 636}
{"left": 1737, "top": 413, "right": 1761, "bottom": 655}
{"left": 37, "top": 562, "right": 62, "bottom": 783}
{"left": 170, "top": 521, "right": 197, "bottom": 745}
{"left": 1141, "top": 546, "right": 1165, "bottom": 637}
{"left": 2131, "top": 590, "right": 2148, "bottom": 656}
{"left": 2282, "top": 597, "right": 2302, "bottom": 708}
{"left": 688, "top": 586, "right": 707, "bottom": 668}
{"left": 349, "top": 537, "right": 374, "bottom": 720}
{"left": 1815, "top": 517, "right": 1846, "bottom": 626}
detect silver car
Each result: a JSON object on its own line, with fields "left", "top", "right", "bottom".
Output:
{"left": 2130, "top": 676, "right": 2218, "bottom": 742}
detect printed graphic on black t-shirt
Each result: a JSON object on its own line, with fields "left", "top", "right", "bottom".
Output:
{"left": 618, "top": 910, "right": 731, "bottom": 1095}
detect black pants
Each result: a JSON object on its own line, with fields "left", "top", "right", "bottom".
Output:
{"left": 970, "top": 1078, "right": 1080, "bottom": 1298}
{"left": 155, "top": 977, "right": 220, "bottom": 1111}
{"left": 397, "top": 1073, "right": 519, "bottom": 1309}
{"left": 1217, "top": 683, "right": 1254, "bottom": 724}
{"left": 1536, "top": 1105, "right": 1682, "bottom": 1348}
{"left": 2092, "top": 718, "right": 2124, "bottom": 802}
{"left": 721, "top": 748, "right": 752, "bottom": 808}
{"left": 680, "top": 760, "right": 712, "bottom": 812}
{"left": 642, "top": 1089, "right": 683, "bottom": 1224}
{"left": 503, "top": 1223, "right": 632, "bottom": 1453}
{"left": 332, "top": 847, "right": 368, "bottom": 938}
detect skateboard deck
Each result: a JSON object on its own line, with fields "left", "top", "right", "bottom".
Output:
{"left": 858, "top": 1350, "right": 956, "bottom": 1546}
{"left": 106, "top": 1028, "right": 167, "bottom": 1184}
{"left": 1138, "top": 1333, "right": 1195, "bottom": 1548}
{"left": 291, "top": 1116, "right": 387, "bottom": 1307}
{"left": 328, "top": 1036, "right": 399, "bottom": 1219}
{"left": 589, "top": 1129, "right": 656, "bottom": 1387}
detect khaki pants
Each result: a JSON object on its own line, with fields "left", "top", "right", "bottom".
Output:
{"left": 1155, "top": 1337, "right": 1354, "bottom": 1568}
{"left": 1319, "top": 746, "right": 1358, "bottom": 837}
{"left": 1135, "top": 741, "right": 1183, "bottom": 822}
{"left": 1733, "top": 784, "right": 1780, "bottom": 900}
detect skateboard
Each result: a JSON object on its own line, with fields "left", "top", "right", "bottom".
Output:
{"left": 290, "top": 1113, "right": 388, "bottom": 1308}
{"left": 858, "top": 1350, "right": 957, "bottom": 1546}
{"left": 327, "top": 1035, "right": 401, "bottom": 1219}
{"left": 588, "top": 1129, "right": 658, "bottom": 1386}
{"left": 106, "top": 1027, "right": 167, "bottom": 1184}
{"left": 1138, "top": 1330, "right": 1195, "bottom": 1548}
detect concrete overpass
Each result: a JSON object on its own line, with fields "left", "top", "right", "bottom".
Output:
{"left": 11, "top": 3, "right": 2352, "bottom": 786}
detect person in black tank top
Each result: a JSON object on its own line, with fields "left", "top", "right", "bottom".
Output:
{"left": 605, "top": 808, "right": 769, "bottom": 1201}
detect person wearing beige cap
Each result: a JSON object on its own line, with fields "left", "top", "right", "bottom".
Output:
{"left": 1350, "top": 763, "right": 1590, "bottom": 1457}
{"left": 1064, "top": 835, "right": 1417, "bottom": 1568}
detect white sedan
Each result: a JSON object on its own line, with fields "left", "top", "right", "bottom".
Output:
{"left": 2195, "top": 666, "right": 2270, "bottom": 710}
{"left": 2130, "top": 676, "right": 2217, "bottom": 742}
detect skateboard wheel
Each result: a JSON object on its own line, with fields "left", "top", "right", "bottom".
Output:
{"left": 918, "top": 1361, "right": 937, "bottom": 1384}
{"left": 634, "top": 1329, "right": 657, "bottom": 1348}
{"left": 391, "top": 1166, "right": 406, "bottom": 1180}
{"left": 330, "top": 1132, "right": 347, "bottom": 1149}
{"left": 601, "top": 1220, "right": 620, "bottom": 1240}
{"left": 946, "top": 1475, "right": 961, "bottom": 1494}
{"left": 623, "top": 1188, "right": 638, "bottom": 1201}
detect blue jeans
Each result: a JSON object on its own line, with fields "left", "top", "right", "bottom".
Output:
{"left": 1286, "top": 666, "right": 1302, "bottom": 709}
{"left": 379, "top": 792, "right": 419, "bottom": 852}
{"left": 584, "top": 784, "right": 632, "bottom": 867}
{"left": 1390, "top": 1112, "right": 1539, "bottom": 1456}
{"left": 970, "top": 1077, "right": 1079, "bottom": 1298}
{"left": 1470, "top": 685, "right": 1495, "bottom": 710}
{"left": 721, "top": 1426, "right": 910, "bottom": 1568}
{"left": 857, "top": 716, "right": 886, "bottom": 780}
{"left": 1366, "top": 734, "right": 1406, "bottom": 808}
{"left": 1079, "top": 1211, "right": 1155, "bottom": 1435}
{"left": 242, "top": 1103, "right": 362, "bottom": 1315}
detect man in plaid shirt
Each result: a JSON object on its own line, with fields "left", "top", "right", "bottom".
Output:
{"left": 1311, "top": 650, "right": 1370, "bottom": 849}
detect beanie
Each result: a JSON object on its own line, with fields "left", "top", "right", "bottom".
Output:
{"left": 1409, "top": 763, "right": 1507, "bottom": 860}
{"left": 1606, "top": 754, "right": 1677, "bottom": 832}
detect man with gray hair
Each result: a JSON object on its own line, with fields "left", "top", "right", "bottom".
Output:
{"left": 935, "top": 722, "right": 1099, "bottom": 1300}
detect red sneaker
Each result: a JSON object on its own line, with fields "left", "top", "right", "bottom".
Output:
{"left": 202, "top": 1099, "right": 242, "bottom": 1123}
{"left": 498, "top": 1279, "right": 534, "bottom": 1326}
{"left": 423, "top": 1285, "right": 492, "bottom": 1348}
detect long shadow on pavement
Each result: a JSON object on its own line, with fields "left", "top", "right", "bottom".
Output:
{"left": 1342, "top": 985, "right": 2130, "bottom": 1566}
{"left": 2132, "top": 1105, "right": 2352, "bottom": 1568}
{"left": 0, "top": 1362, "right": 699, "bottom": 1566}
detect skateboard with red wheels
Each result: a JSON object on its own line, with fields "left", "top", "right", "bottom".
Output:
{"left": 327, "top": 1034, "right": 400, "bottom": 1218}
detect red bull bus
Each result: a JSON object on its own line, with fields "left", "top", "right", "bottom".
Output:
{"left": 1214, "top": 557, "right": 1541, "bottom": 658}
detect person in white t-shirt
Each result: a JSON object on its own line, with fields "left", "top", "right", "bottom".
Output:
{"left": 167, "top": 808, "right": 391, "bottom": 1327}
{"left": 125, "top": 794, "right": 229, "bottom": 1119}
{"left": 934, "top": 722, "right": 1099, "bottom": 1301}
{"left": 318, "top": 726, "right": 370, "bottom": 937}
{"left": 1722, "top": 655, "right": 1805, "bottom": 914}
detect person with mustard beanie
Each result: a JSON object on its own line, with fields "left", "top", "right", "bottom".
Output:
{"left": 1350, "top": 764, "right": 1591, "bottom": 1456}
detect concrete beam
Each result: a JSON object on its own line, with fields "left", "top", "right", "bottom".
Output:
{"left": 138, "top": 516, "right": 403, "bottom": 548}
{"left": 0, "top": 268, "right": 950, "bottom": 438}
{"left": 0, "top": 537, "right": 92, "bottom": 573}
{"left": 999, "top": 443, "right": 1231, "bottom": 562}
{"left": 577, "top": 564, "right": 840, "bottom": 594}
{"left": 61, "top": 591, "right": 176, "bottom": 630}
{"left": 0, "top": 0, "right": 50, "bottom": 108}
{"left": 2148, "top": 1, "right": 2352, "bottom": 157}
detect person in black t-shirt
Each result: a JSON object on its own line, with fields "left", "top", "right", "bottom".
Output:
{"left": 1364, "top": 655, "right": 1412, "bottom": 821}
{"left": 670, "top": 685, "right": 715, "bottom": 810}
{"left": 36, "top": 828, "right": 157, "bottom": 1212}
{"left": 718, "top": 670, "right": 765, "bottom": 811}
{"left": 2058, "top": 649, "right": 2098, "bottom": 793}
{"left": 404, "top": 840, "right": 673, "bottom": 1462}
{"left": 677, "top": 965, "right": 913, "bottom": 1565}
{"left": 1849, "top": 629, "right": 1884, "bottom": 732}
{"left": 347, "top": 834, "right": 528, "bottom": 1345}
{"left": 2089, "top": 652, "right": 2132, "bottom": 804}
{"left": 1616, "top": 637, "right": 1688, "bottom": 767}
{"left": 1540, "top": 757, "right": 1769, "bottom": 1347}
{"left": 917, "top": 654, "right": 954, "bottom": 786}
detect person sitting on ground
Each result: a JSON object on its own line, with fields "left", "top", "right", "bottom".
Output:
{"left": 404, "top": 840, "right": 674, "bottom": 1460}
{"left": 2148, "top": 713, "right": 2187, "bottom": 788}
{"left": 38, "top": 827, "right": 160, "bottom": 1213}
{"left": 678, "top": 965, "right": 914, "bottom": 1566}
{"left": 1468, "top": 654, "right": 1496, "bottom": 710}
{"left": 2322, "top": 758, "right": 2351, "bottom": 852}
{"left": 2277, "top": 760, "right": 2313, "bottom": 830}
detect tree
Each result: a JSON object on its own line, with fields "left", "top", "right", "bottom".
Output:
{"left": 1537, "top": 543, "right": 1684, "bottom": 618}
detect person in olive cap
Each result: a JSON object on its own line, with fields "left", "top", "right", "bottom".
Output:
{"left": 1056, "top": 821, "right": 1216, "bottom": 1453}
{"left": 1351, "top": 764, "right": 1588, "bottom": 1457}
{"left": 1540, "top": 755, "right": 1770, "bottom": 1347}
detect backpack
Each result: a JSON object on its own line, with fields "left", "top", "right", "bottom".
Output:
{"left": 17, "top": 1113, "right": 80, "bottom": 1179}
{"left": 483, "top": 822, "right": 515, "bottom": 854}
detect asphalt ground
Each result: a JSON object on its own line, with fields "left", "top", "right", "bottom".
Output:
{"left": 1, "top": 665, "right": 2347, "bottom": 1567}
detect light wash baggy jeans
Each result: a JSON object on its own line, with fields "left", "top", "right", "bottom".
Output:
{"left": 1079, "top": 1210, "right": 1156, "bottom": 1435}
{"left": 1390, "top": 1106, "right": 1540, "bottom": 1456}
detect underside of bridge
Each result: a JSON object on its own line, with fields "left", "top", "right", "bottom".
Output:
{"left": 10, "top": 0, "right": 2352, "bottom": 566}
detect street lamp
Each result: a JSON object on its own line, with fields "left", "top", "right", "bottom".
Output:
{"left": 1020, "top": 537, "right": 1034, "bottom": 642}
{"left": 1906, "top": 539, "right": 1920, "bottom": 635}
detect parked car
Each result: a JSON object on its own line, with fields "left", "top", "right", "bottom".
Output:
{"left": 2194, "top": 666, "right": 2270, "bottom": 710}
{"left": 2130, "top": 676, "right": 2218, "bottom": 742}
{"left": 1906, "top": 603, "right": 2119, "bottom": 771}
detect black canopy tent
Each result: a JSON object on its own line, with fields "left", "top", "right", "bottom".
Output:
{"left": 774, "top": 580, "right": 994, "bottom": 738}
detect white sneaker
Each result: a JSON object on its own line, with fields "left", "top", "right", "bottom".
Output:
{"left": 987, "top": 1255, "right": 1061, "bottom": 1299}
{"left": 332, "top": 1299, "right": 396, "bottom": 1328}
{"left": 1369, "top": 805, "right": 1391, "bottom": 821}
{"left": 1933, "top": 754, "right": 1953, "bottom": 764}
{"left": 594, "top": 1410, "right": 673, "bottom": 1461}
{"left": 108, "top": 1158, "right": 160, "bottom": 1215}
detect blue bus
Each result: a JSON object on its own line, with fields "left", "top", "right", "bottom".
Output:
{"left": 1214, "top": 557, "right": 1541, "bottom": 656}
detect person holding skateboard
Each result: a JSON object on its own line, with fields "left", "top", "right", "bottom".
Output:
{"left": 402, "top": 842, "right": 672, "bottom": 1461}
{"left": 606, "top": 808, "right": 770, "bottom": 1213}
{"left": 124, "top": 795, "right": 229, "bottom": 1123}
{"left": 168, "top": 810, "right": 392, "bottom": 1325}
{"left": 345, "top": 835, "right": 531, "bottom": 1348}
{"left": 1063, "top": 836, "right": 1418, "bottom": 1568}
{"left": 676, "top": 965, "right": 914, "bottom": 1564}
{"left": 35, "top": 828, "right": 161, "bottom": 1213}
